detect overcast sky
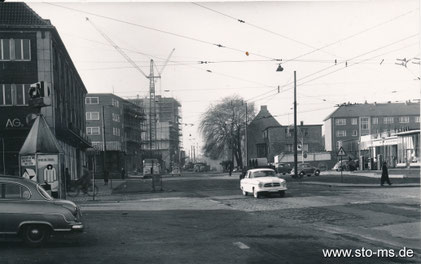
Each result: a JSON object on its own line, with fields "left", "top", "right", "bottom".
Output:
{"left": 26, "top": 0, "right": 420, "bottom": 154}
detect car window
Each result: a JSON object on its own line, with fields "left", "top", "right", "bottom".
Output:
{"left": 251, "top": 170, "right": 275, "bottom": 177}
{"left": 0, "top": 183, "right": 31, "bottom": 200}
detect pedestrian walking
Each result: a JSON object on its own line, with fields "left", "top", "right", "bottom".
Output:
{"left": 381, "top": 161, "right": 392, "bottom": 186}
{"left": 121, "top": 167, "right": 125, "bottom": 179}
{"left": 228, "top": 162, "right": 233, "bottom": 176}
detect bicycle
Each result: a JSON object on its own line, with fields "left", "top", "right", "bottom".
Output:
{"left": 67, "top": 180, "right": 98, "bottom": 197}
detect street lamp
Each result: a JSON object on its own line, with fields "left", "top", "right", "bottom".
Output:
{"left": 277, "top": 67, "right": 298, "bottom": 179}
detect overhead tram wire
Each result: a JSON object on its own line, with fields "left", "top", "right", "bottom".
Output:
{"left": 246, "top": 33, "right": 418, "bottom": 103}
{"left": 284, "top": 8, "right": 418, "bottom": 64}
{"left": 192, "top": 2, "right": 339, "bottom": 59}
{"left": 47, "top": 3, "right": 279, "bottom": 61}
{"left": 252, "top": 41, "right": 418, "bottom": 104}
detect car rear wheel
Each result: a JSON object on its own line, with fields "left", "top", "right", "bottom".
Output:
{"left": 253, "top": 188, "right": 260, "bottom": 199}
{"left": 299, "top": 171, "right": 305, "bottom": 178}
{"left": 22, "top": 225, "right": 51, "bottom": 247}
{"left": 314, "top": 170, "right": 320, "bottom": 176}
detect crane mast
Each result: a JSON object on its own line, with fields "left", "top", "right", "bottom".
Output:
{"left": 86, "top": 17, "right": 174, "bottom": 154}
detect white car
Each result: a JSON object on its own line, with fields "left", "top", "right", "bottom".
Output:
{"left": 240, "top": 168, "right": 287, "bottom": 198}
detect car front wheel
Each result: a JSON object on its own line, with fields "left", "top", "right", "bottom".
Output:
{"left": 253, "top": 188, "right": 260, "bottom": 198}
{"left": 299, "top": 171, "right": 305, "bottom": 178}
{"left": 242, "top": 188, "right": 248, "bottom": 196}
{"left": 22, "top": 225, "right": 51, "bottom": 247}
{"left": 314, "top": 170, "right": 320, "bottom": 176}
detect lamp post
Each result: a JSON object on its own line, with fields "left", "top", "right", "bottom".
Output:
{"left": 277, "top": 65, "right": 298, "bottom": 178}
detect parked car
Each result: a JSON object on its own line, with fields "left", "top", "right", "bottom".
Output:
{"left": 0, "top": 176, "right": 84, "bottom": 247}
{"left": 290, "top": 163, "right": 320, "bottom": 178}
{"left": 240, "top": 168, "right": 287, "bottom": 198}
{"left": 333, "top": 159, "right": 358, "bottom": 171}
{"left": 275, "top": 163, "right": 292, "bottom": 175}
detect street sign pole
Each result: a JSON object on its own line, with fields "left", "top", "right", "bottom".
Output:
{"left": 340, "top": 154, "right": 343, "bottom": 183}
{"left": 337, "top": 146, "right": 347, "bottom": 183}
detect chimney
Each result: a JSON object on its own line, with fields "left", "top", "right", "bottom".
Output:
{"left": 300, "top": 121, "right": 304, "bottom": 126}
{"left": 261, "top": 105, "right": 268, "bottom": 111}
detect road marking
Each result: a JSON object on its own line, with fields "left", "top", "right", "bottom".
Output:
{"left": 233, "top": 242, "right": 250, "bottom": 249}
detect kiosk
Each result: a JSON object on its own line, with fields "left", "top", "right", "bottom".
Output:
{"left": 19, "top": 115, "right": 65, "bottom": 199}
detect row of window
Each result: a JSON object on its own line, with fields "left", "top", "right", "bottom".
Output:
{"left": 86, "top": 112, "right": 120, "bottom": 122}
{"left": 86, "top": 127, "right": 121, "bottom": 137}
{"left": 336, "top": 116, "right": 420, "bottom": 126}
{"left": 85, "top": 97, "right": 120, "bottom": 108}
{"left": 0, "top": 39, "right": 31, "bottom": 61}
{"left": 0, "top": 84, "right": 30, "bottom": 106}
{"left": 336, "top": 130, "right": 358, "bottom": 137}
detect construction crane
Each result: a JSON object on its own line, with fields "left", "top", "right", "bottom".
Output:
{"left": 86, "top": 17, "right": 175, "bottom": 152}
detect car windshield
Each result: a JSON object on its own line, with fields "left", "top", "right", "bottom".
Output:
{"left": 37, "top": 184, "right": 53, "bottom": 200}
{"left": 252, "top": 170, "right": 275, "bottom": 177}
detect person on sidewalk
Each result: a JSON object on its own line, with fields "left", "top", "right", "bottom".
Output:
{"left": 381, "top": 161, "right": 392, "bottom": 186}
{"left": 121, "top": 167, "right": 125, "bottom": 179}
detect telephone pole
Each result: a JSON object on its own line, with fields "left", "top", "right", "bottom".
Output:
{"left": 293, "top": 71, "right": 298, "bottom": 179}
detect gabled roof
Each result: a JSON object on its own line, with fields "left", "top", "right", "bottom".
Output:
{"left": 324, "top": 102, "right": 420, "bottom": 121}
{"left": 0, "top": 2, "right": 52, "bottom": 27}
{"left": 19, "top": 115, "right": 63, "bottom": 155}
{"left": 249, "top": 105, "right": 281, "bottom": 128}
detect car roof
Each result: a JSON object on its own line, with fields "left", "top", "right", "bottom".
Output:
{"left": 248, "top": 168, "right": 275, "bottom": 172}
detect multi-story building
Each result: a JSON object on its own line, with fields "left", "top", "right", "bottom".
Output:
{"left": 0, "top": 3, "right": 90, "bottom": 178}
{"left": 85, "top": 93, "right": 145, "bottom": 177}
{"left": 129, "top": 96, "right": 181, "bottom": 172}
{"left": 324, "top": 101, "right": 420, "bottom": 160}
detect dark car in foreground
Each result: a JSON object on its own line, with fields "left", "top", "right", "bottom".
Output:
{"left": 0, "top": 176, "right": 83, "bottom": 247}
{"left": 290, "top": 163, "right": 320, "bottom": 178}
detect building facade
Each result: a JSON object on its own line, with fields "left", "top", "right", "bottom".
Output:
{"left": 0, "top": 3, "right": 90, "bottom": 178}
{"left": 324, "top": 101, "right": 420, "bottom": 160}
{"left": 247, "top": 105, "right": 281, "bottom": 162}
{"left": 263, "top": 122, "right": 324, "bottom": 163}
{"left": 129, "top": 96, "right": 181, "bottom": 172}
{"left": 85, "top": 93, "right": 145, "bottom": 177}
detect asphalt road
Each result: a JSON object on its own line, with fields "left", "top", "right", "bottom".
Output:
{"left": 1, "top": 173, "right": 420, "bottom": 264}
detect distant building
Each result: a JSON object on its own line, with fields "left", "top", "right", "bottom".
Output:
{"left": 263, "top": 122, "right": 324, "bottom": 163}
{"left": 247, "top": 106, "right": 280, "bottom": 161}
{"left": 85, "top": 93, "right": 145, "bottom": 177}
{"left": 128, "top": 95, "right": 181, "bottom": 172}
{"left": 0, "top": 3, "right": 90, "bottom": 178}
{"left": 324, "top": 101, "right": 420, "bottom": 160}
{"left": 247, "top": 105, "right": 324, "bottom": 163}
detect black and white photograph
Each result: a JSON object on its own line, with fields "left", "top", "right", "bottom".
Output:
{"left": 0, "top": 0, "right": 420, "bottom": 263}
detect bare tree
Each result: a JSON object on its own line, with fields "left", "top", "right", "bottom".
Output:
{"left": 199, "top": 96, "right": 255, "bottom": 168}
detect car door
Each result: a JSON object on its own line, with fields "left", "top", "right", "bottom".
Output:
{"left": 0, "top": 181, "right": 32, "bottom": 234}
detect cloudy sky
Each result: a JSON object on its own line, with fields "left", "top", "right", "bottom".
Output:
{"left": 26, "top": 0, "right": 420, "bottom": 154}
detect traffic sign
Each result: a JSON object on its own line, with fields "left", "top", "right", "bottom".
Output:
{"left": 337, "top": 146, "right": 346, "bottom": 156}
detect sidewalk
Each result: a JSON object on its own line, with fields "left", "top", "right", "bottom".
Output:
{"left": 325, "top": 168, "right": 420, "bottom": 179}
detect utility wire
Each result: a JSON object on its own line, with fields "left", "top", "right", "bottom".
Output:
{"left": 192, "top": 2, "right": 338, "bottom": 58}
{"left": 246, "top": 34, "right": 418, "bottom": 103}
{"left": 47, "top": 3, "right": 278, "bottom": 60}
{"left": 284, "top": 8, "right": 418, "bottom": 64}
